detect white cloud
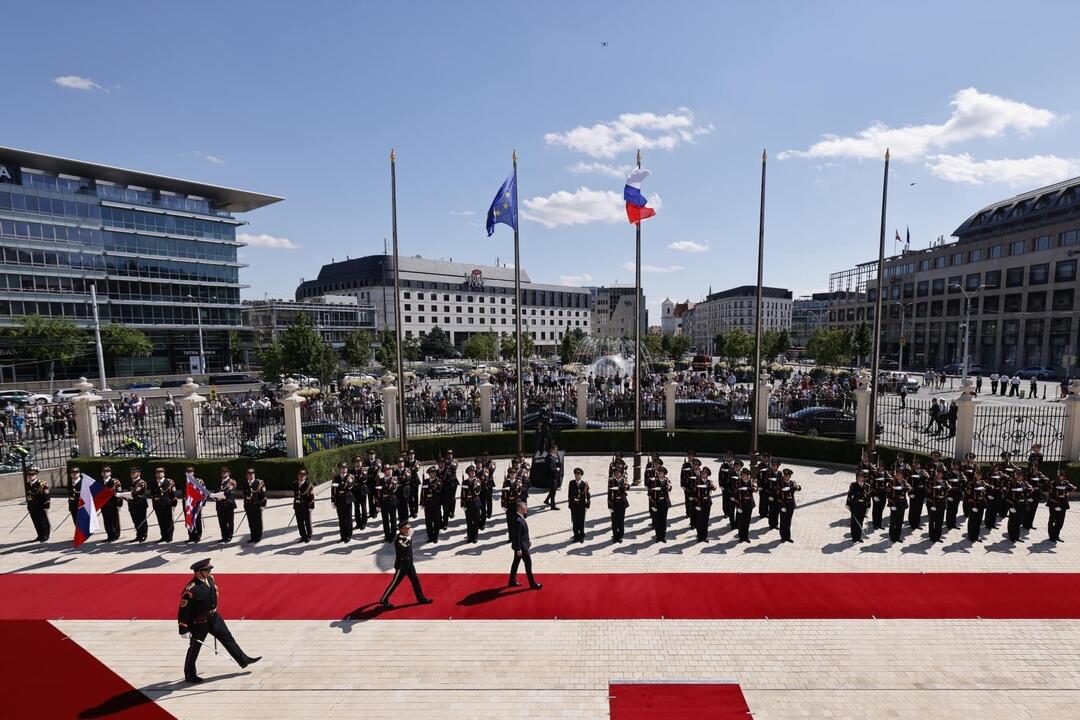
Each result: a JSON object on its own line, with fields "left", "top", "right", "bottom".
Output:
{"left": 53, "top": 75, "right": 103, "bottom": 92}
{"left": 926, "top": 153, "right": 1076, "bottom": 187}
{"left": 522, "top": 187, "right": 624, "bottom": 228}
{"left": 545, "top": 110, "right": 713, "bottom": 159}
{"left": 567, "top": 161, "right": 633, "bottom": 179}
{"left": 193, "top": 150, "right": 224, "bottom": 165}
{"left": 449, "top": 210, "right": 476, "bottom": 216}
{"left": 559, "top": 273, "right": 593, "bottom": 286}
{"left": 779, "top": 88, "right": 1057, "bottom": 161}
{"left": 238, "top": 232, "right": 299, "bottom": 250}
{"left": 622, "top": 262, "right": 684, "bottom": 273}
{"left": 667, "top": 240, "right": 709, "bottom": 253}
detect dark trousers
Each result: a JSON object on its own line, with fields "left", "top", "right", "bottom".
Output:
{"left": 737, "top": 502, "right": 753, "bottom": 541}
{"left": 397, "top": 502, "right": 409, "bottom": 528}
{"left": 352, "top": 494, "right": 367, "bottom": 529}
{"left": 1048, "top": 507, "right": 1067, "bottom": 541}
{"left": 779, "top": 503, "right": 794, "bottom": 541}
{"left": 409, "top": 483, "right": 420, "bottom": 517}
{"left": 481, "top": 490, "right": 493, "bottom": 523}
{"left": 967, "top": 507, "right": 984, "bottom": 541}
{"left": 652, "top": 504, "right": 669, "bottom": 541}
{"left": 101, "top": 502, "right": 121, "bottom": 540}
{"left": 465, "top": 505, "right": 481, "bottom": 541}
{"left": 217, "top": 505, "right": 234, "bottom": 542}
{"left": 380, "top": 565, "right": 426, "bottom": 604}
{"left": 693, "top": 503, "right": 710, "bottom": 541}
{"left": 185, "top": 614, "right": 249, "bottom": 680}
{"left": 69, "top": 499, "right": 78, "bottom": 527}
{"left": 505, "top": 510, "right": 515, "bottom": 542}
{"left": 29, "top": 505, "right": 50, "bottom": 541}
{"left": 442, "top": 494, "right": 456, "bottom": 524}
{"left": 424, "top": 504, "right": 441, "bottom": 542}
{"left": 850, "top": 507, "right": 867, "bottom": 542}
{"left": 129, "top": 503, "right": 148, "bottom": 541}
{"left": 946, "top": 498, "right": 960, "bottom": 529}
{"left": 335, "top": 501, "right": 353, "bottom": 541}
{"left": 984, "top": 498, "right": 998, "bottom": 529}
{"left": 683, "top": 491, "right": 692, "bottom": 521}
{"left": 154, "top": 504, "right": 173, "bottom": 542}
{"left": 509, "top": 550, "right": 537, "bottom": 586}
{"left": 928, "top": 504, "right": 945, "bottom": 542}
{"left": 889, "top": 507, "right": 905, "bottom": 542}
{"left": 245, "top": 506, "right": 263, "bottom": 543}
{"left": 381, "top": 506, "right": 397, "bottom": 542}
{"left": 366, "top": 481, "right": 379, "bottom": 518}
{"left": 1007, "top": 507, "right": 1023, "bottom": 541}
{"left": 611, "top": 506, "right": 626, "bottom": 541}
{"left": 758, "top": 490, "right": 770, "bottom": 518}
{"left": 188, "top": 514, "right": 203, "bottom": 543}
{"left": 544, "top": 486, "right": 558, "bottom": 508}
{"left": 1024, "top": 499, "right": 1040, "bottom": 530}
{"left": 571, "top": 505, "right": 586, "bottom": 540}
{"left": 908, "top": 493, "right": 924, "bottom": 529}
{"left": 871, "top": 495, "right": 886, "bottom": 529}
{"left": 722, "top": 492, "right": 734, "bottom": 527}
{"left": 768, "top": 500, "right": 781, "bottom": 530}
{"left": 295, "top": 505, "right": 312, "bottom": 541}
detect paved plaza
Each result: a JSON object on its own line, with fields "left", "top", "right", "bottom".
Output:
{"left": 3, "top": 454, "right": 1079, "bottom": 718}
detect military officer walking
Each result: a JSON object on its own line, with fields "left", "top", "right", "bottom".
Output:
{"left": 379, "top": 523, "right": 434, "bottom": 608}
{"left": 178, "top": 559, "right": 260, "bottom": 684}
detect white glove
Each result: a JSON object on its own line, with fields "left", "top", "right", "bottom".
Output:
{"left": 210, "top": 491, "right": 226, "bottom": 500}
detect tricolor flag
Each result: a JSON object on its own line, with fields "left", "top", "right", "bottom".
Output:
{"left": 624, "top": 168, "right": 656, "bottom": 225}
{"left": 184, "top": 475, "right": 210, "bottom": 533}
{"left": 73, "top": 473, "right": 115, "bottom": 548}
{"left": 895, "top": 229, "right": 902, "bottom": 244}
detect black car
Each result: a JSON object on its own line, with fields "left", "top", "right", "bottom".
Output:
{"left": 502, "top": 411, "right": 604, "bottom": 431}
{"left": 780, "top": 406, "right": 883, "bottom": 438}
{"left": 208, "top": 373, "right": 261, "bottom": 386}
{"left": 674, "top": 400, "right": 751, "bottom": 430}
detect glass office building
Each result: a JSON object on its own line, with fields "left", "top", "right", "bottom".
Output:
{"left": 0, "top": 146, "right": 281, "bottom": 380}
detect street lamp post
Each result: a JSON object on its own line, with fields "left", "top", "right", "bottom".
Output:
{"left": 950, "top": 284, "right": 984, "bottom": 383}
{"left": 889, "top": 301, "right": 914, "bottom": 373}
{"left": 186, "top": 294, "right": 206, "bottom": 375}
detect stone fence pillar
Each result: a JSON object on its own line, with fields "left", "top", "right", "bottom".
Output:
{"left": 854, "top": 373, "right": 871, "bottom": 445}
{"left": 382, "top": 382, "right": 400, "bottom": 440}
{"left": 70, "top": 377, "right": 102, "bottom": 458}
{"left": 1063, "top": 379, "right": 1080, "bottom": 462}
{"left": 479, "top": 374, "right": 493, "bottom": 433}
{"left": 953, "top": 378, "right": 977, "bottom": 459}
{"left": 576, "top": 379, "right": 589, "bottom": 430}
{"left": 176, "top": 378, "right": 206, "bottom": 459}
{"left": 756, "top": 372, "right": 771, "bottom": 436}
{"left": 280, "top": 379, "right": 304, "bottom": 459}
{"left": 665, "top": 377, "right": 678, "bottom": 430}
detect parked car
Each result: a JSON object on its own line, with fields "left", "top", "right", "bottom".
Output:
{"left": 53, "top": 387, "right": 95, "bottom": 403}
{"left": 673, "top": 400, "right": 751, "bottom": 430}
{"left": 426, "top": 366, "right": 460, "bottom": 379}
{"left": 1015, "top": 366, "right": 1057, "bottom": 380}
{"left": 0, "top": 390, "right": 51, "bottom": 406}
{"left": 273, "top": 420, "right": 386, "bottom": 453}
{"left": 940, "top": 363, "right": 983, "bottom": 376}
{"left": 503, "top": 411, "right": 604, "bottom": 431}
{"left": 126, "top": 381, "right": 160, "bottom": 390}
{"left": 691, "top": 354, "right": 712, "bottom": 372}
{"left": 208, "top": 373, "right": 261, "bottom": 386}
{"left": 780, "top": 406, "right": 883, "bottom": 438}
{"left": 159, "top": 379, "right": 190, "bottom": 389}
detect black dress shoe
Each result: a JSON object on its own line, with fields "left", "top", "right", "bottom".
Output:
{"left": 529, "top": 583, "right": 543, "bottom": 590}
{"left": 380, "top": 600, "right": 394, "bottom": 609}
{"left": 418, "top": 597, "right": 434, "bottom": 604}
{"left": 185, "top": 675, "right": 204, "bottom": 684}
{"left": 508, "top": 580, "right": 521, "bottom": 587}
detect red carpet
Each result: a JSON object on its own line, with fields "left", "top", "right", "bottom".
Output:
{"left": 0, "top": 620, "right": 174, "bottom": 719}
{"left": 2, "top": 573, "right": 1079, "bottom": 620}
{"left": 610, "top": 683, "right": 751, "bottom": 719}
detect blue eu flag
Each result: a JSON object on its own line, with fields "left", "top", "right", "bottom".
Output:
{"left": 486, "top": 172, "right": 517, "bottom": 236}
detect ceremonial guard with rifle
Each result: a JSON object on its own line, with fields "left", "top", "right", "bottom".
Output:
{"left": 100, "top": 465, "right": 123, "bottom": 542}
{"left": 124, "top": 467, "right": 150, "bottom": 543}
{"left": 213, "top": 466, "right": 238, "bottom": 543}
{"left": 1047, "top": 469, "right": 1076, "bottom": 543}
{"left": 735, "top": 467, "right": 756, "bottom": 543}
{"left": 331, "top": 461, "right": 356, "bottom": 543}
{"left": 25, "top": 467, "right": 50, "bottom": 542}
{"left": 241, "top": 467, "right": 267, "bottom": 544}
{"left": 691, "top": 465, "right": 715, "bottom": 543}
{"left": 607, "top": 466, "right": 629, "bottom": 543}
{"left": 646, "top": 463, "right": 672, "bottom": 542}
{"left": 421, "top": 467, "right": 443, "bottom": 543}
{"left": 292, "top": 468, "right": 315, "bottom": 543}
{"left": 378, "top": 465, "right": 401, "bottom": 543}
{"left": 567, "top": 467, "right": 590, "bottom": 543}
{"left": 846, "top": 470, "right": 871, "bottom": 543}
{"left": 151, "top": 466, "right": 177, "bottom": 543}
{"left": 460, "top": 464, "right": 484, "bottom": 543}
{"left": 776, "top": 468, "right": 800, "bottom": 543}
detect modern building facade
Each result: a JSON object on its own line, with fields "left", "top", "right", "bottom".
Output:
{"left": 588, "top": 285, "right": 647, "bottom": 339}
{"left": 242, "top": 295, "right": 377, "bottom": 348}
{"left": 295, "top": 255, "right": 591, "bottom": 353}
{"left": 792, "top": 292, "right": 840, "bottom": 348}
{"left": 0, "top": 146, "right": 281, "bottom": 379}
{"left": 689, "top": 285, "right": 793, "bottom": 354}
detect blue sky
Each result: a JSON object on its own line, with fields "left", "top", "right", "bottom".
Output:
{"left": 6, "top": 1, "right": 1080, "bottom": 322}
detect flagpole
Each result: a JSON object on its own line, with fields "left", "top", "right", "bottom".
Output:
{"left": 751, "top": 149, "right": 767, "bottom": 457}
{"left": 867, "top": 149, "right": 890, "bottom": 454}
{"left": 390, "top": 149, "right": 408, "bottom": 453}
{"left": 512, "top": 150, "right": 524, "bottom": 455}
{"left": 632, "top": 149, "right": 643, "bottom": 485}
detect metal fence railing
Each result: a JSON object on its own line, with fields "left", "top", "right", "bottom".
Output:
{"left": 1, "top": 403, "right": 78, "bottom": 471}
{"left": 199, "top": 401, "right": 284, "bottom": 458}
{"left": 404, "top": 390, "right": 482, "bottom": 437}
{"left": 98, "top": 401, "right": 185, "bottom": 459}
{"left": 586, "top": 391, "right": 666, "bottom": 428}
{"left": 971, "top": 403, "right": 1066, "bottom": 462}
{"left": 875, "top": 396, "right": 957, "bottom": 458}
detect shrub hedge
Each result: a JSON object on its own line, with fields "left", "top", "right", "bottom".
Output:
{"left": 69, "top": 429, "right": 1080, "bottom": 492}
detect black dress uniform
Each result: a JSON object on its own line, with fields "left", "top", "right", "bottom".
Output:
{"left": 393, "top": 460, "right": 410, "bottom": 528}
{"left": 478, "top": 459, "right": 495, "bottom": 528}
{"left": 846, "top": 474, "right": 871, "bottom": 542}
{"left": 945, "top": 467, "right": 963, "bottom": 530}
{"left": 178, "top": 559, "right": 259, "bottom": 683}
{"left": 331, "top": 465, "right": 355, "bottom": 542}
{"left": 680, "top": 454, "right": 697, "bottom": 522}
{"left": 241, "top": 471, "right": 267, "bottom": 543}
{"left": 127, "top": 470, "right": 150, "bottom": 543}
{"left": 441, "top": 458, "right": 460, "bottom": 526}
{"left": 1006, "top": 475, "right": 1033, "bottom": 542}
{"left": 691, "top": 468, "right": 715, "bottom": 542}
{"left": 765, "top": 462, "right": 783, "bottom": 530}
{"left": 293, "top": 473, "right": 315, "bottom": 542}
{"left": 151, "top": 472, "right": 177, "bottom": 543}
{"left": 735, "top": 470, "right": 756, "bottom": 543}
{"left": 405, "top": 453, "right": 421, "bottom": 518}
{"left": 870, "top": 469, "right": 889, "bottom": 530}
{"left": 378, "top": 469, "right": 400, "bottom": 543}
{"left": 907, "top": 466, "right": 927, "bottom": 530}
{"left": 964, "top": 476, "right": 988, "bottom": 542}
{"left": 926, "top": 474, "right": 948, "bottom": 543}
{"left": 501, "top": 475, "right": 527, "bottom": 543}
{"left": 646, "top": 467, "right": 672, "bottom": 542}
{"left": 1025, "top": 454, "right": 1047, "bottom": 531}
{"left": 379, "top": 528, "right": 433, "bottom": 607}
{"left": 215, "top": 473, "right": 238, "bottom": 543}
{"left": 752, "top": 455, "right": 770, "bottom": 520}
{"left": 607, "top": 472, "right": 629, "bottom": 542}
{"left": 1047, "top": 472, "right": 1076, "bottom": 542}
{"left": 887, "top": 474, "right": 911, "bottom": 543}
{"left": 67, "top": 470, "right": 82, "bottom": 527}
{"left": 777, "top": 469, "right": 800, "bottom": 543}
{"left": 718, "top": 454, "right": 735, "bottom": 526}
{"left": 100, "top": 469, "right": 123, "bottom": 542}
{"left": 985, "top": 468, "right": 1004, "bottom": 529}
{"left": 26, "top": 469, "right": 51, "bottom": 542}
{"left": 568, "top": 469, "right": 590, "bottom": 542}
{"left": 460, "top": 469, "right": 483, "bottom": 543}
{"left": 351, "top": 457, "right": 368, "bottom": 530}
{"left": 421, "top": 469, "right": 443, "bottom": 543}
{"left": 363, "top": 452, "right": 382, "bottom": 520}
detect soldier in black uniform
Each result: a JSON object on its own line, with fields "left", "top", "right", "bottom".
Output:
{"left": 393, "top": 455, "right": 410, "bottom": 528}
{"left": 1047, "top": 469, "right": 1076, "bottom": 542}
{"left": 985, "top": 463, "right": 1005, "bottom": 529}
{"left": 151, "top": 467, "right": 177, "bottom": 543}
{"left": 477, "top": 455, "right": 496, "bottom": 528}
{"left": 292, "top": 468, "right": 315, "bottom": 543}
{"left": 685, "top": 458, "right": 702, "bottom": 529}
{"left": 379, "top": 523, "right": 434, "bottom": 608}
{"left": 647, "top": 465, "right": 672, "bottom": 542}
{"left": 331, "top": 461, "right": 356, "bottom": 543}
{"left": 1006, "top": 470, "right": 1033, "bottom": 542}
{"left": 100, "top": 465, "right": 123, "bottom": 542}
{"left": 765, "top": 458, "right": 783, "bottom": 531}
{"left": 363, "top": 449, "right": 382, "bottom": 520}
{"left": 241, "top": 467, "right": 267, "bottom": 544}
{"left": 543, "top": 445, "right": 562, "bottom": 510}
{"left": 945, "top": 462, "right": 964, "bottom": 531}
{"left": 725, "top": 459, "right": 742, "bottom": 528}
{"left": 421, "top": 467, "right": 443, "bottom": 543}
{"left": 67, "top": 465, "right": 83, "bottom": 526}
{"left": 680, "top": 451, "right": 697, "bottom": 522}
{"left": 378, "top": 465, "right": 400, "bottom": 543}
{"left": 183, "top": 467, "right": 204, "bottom": 544}
{"left": 442, "top": 451, "right": 460, "bottom": 524}
{"left": 126, "top": 467, "right": 150, "bottom": 543}
{"left": 436, "top": 458, "right": 455, "bottom": 530}
{"left": 25, "top": 467, "right": 51, "bottom": 542}
{"left": 846, "top": 470, "right": 871, "bottom": 543}
{"left": 735, "top": 468, "right": 756, "bottom": 543}
{"left": 351, "top": 455, "right": 368, "bottom": 529}
{"left": 691, "top": 466, "right": 715, "bottom": 543}
{"left": 567, "top": 467, "right": 590, "bottom": 542}
{"left": 907, "top": 458, "right": 927, "bottom": 530}
{"left": 964, "top": 470, "right": 989, "bottom": 542}
{"left": 777, "top": 468, "right": 800, "bottom": 543}
{"left": 926, "top": 469, "right": 949, "bottom": 543}
{"left": 214, "top": 467, "right": 238, "bottom": 543}
{"left": 870, "top": 461, "right": 889, "bottom": 530}
{"left": 1025, "top": 444, "right": 1047, "bottom": 531}
{"left": 718, "top": 450, "right": 735, "bottom": 526}
{"left": 460, "top": 465, "right": 483, "bottom": 543}
{"left": 178, "top": 558, "right": 260, "bottom": 684}
{"left": 887, "top": 469, "right": 912, "bottom": 543}
{"left": 607, "top": 466, "right": 629, "bottom": 542}
{"left": 405, "top": 450, "right": 421, "bottom": 519}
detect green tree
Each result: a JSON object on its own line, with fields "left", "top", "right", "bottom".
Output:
{"left": 374, "top": 329, "right": 397, "bottom": 367}
{"left": 642, "top": 333, "right": 663, "bottom": 360}
{"left": 500, "top": 333, "right": 535, "bottom": 361}
{"left": 851, "top": 322, "right": 873, "bottom": 366}
{"left": 278, "top": 314, "right": 326, "bottom": 378}
{"left": 712, "top": 331, "right": 726, "bottom": 358}
{"left": 464, "top": 332, "right": 499, "bottom": 361}
{"left": 342, "top": 330, "right": 375, "bottom": 368}
{"left": 719, "top": 328, "right": 754, "bottom": 363}
{"left": 4, "top": 316, "right": 87, "bottom": 368}
{"left": 401, "top": 335, "right": 422, "bottom": 361}
{"left": 661, "top": 333, "right": 693, "bottom": 361}
{"left": 558, "top": 328, "right": 587, "bottom": 364}
{"left": 420, "top": 326, "right": 455, "bottom": 359}
{"left": 806, "top": 328, "right": 852, "bottom": 368}
{"left": 99, "top": 324, "right": 153, "bottom": 372}
{"left": 310, "top": 342, "right": 341, "bottom": 385}
{"left": 773, "top": 329, "right": 791, "bottom": 359}
{"left": 255, "top": 340, "right": 286, "bottom": 382}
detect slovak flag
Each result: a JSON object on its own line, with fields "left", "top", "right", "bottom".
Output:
{"left": 624, "top": 168, "right": 656, "bottom": 225}
{"left": 184, "top": 476, "right": 210, "bottom": 533}
{"left": 73, "top": 474, "right": 115, "bottom": 548}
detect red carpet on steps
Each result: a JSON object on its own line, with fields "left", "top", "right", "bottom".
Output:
{"left": 610, "top": 683, "right": 751, "bottom": 719}
{"left": 2, "top": 573, "right": 1079, "bottom": 620}
{"left": 0, "top": 620, "right": 174, "bottom": 719}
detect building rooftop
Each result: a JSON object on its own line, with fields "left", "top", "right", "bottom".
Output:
{"left": 953, "top": 175, "right": 1080, "bottom": 240}
{"left": 0, "top": 145, "right": 283, "bottom": 213}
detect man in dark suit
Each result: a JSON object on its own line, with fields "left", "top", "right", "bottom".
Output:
{"left": 379, "top": 523, "right": 434, "bottom": 608}
{"left": 509, "top": 502, "right": 542, "bottom": 590}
